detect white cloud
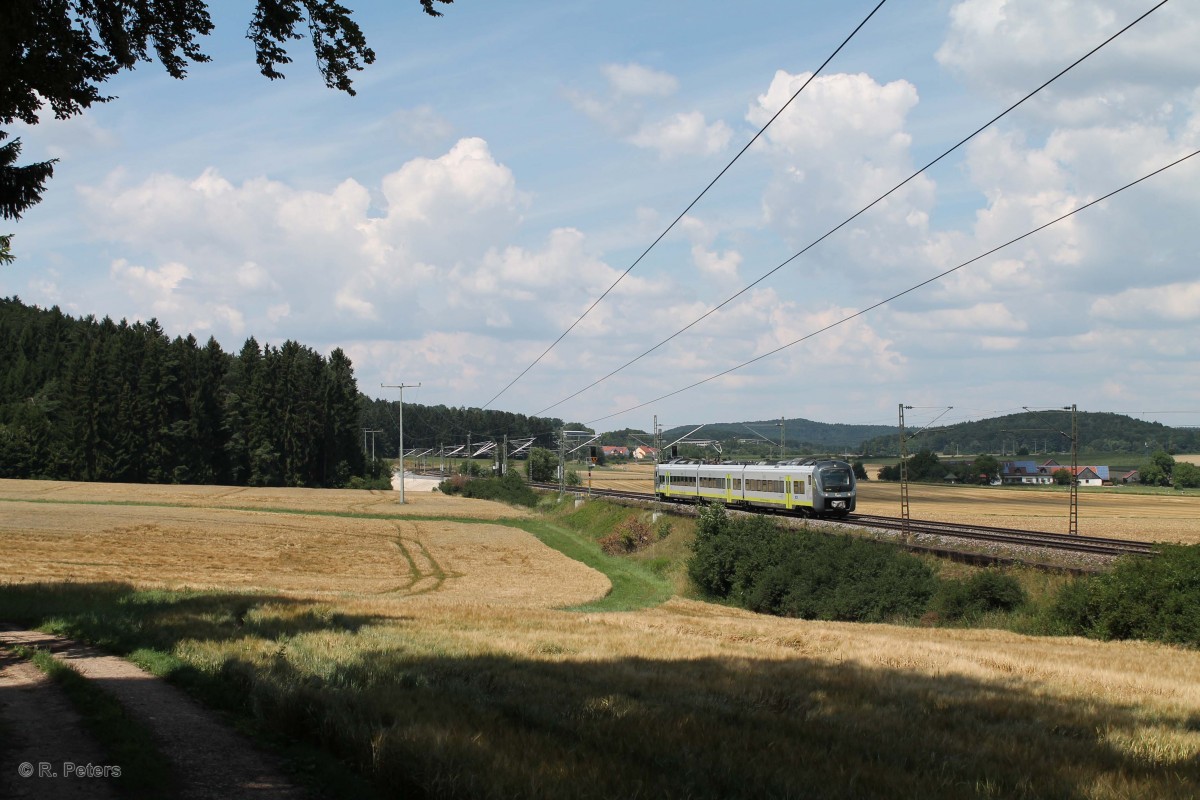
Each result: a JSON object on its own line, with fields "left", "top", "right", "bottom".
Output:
{"left": 1092, "top": 281, "right": 1200, "bottom": 324}
{"left": 936, "top": 0, "right": 1200, "bottom": 124}
{"left": 627, "top": 111, "right": 732, "bottom": 157}
{"left": 602, "top": 63, "right": 678, "bottom": 97}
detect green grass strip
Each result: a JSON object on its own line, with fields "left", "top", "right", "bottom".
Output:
{"left": 505, "top": 519, "right": 672, "bottom": 612}
{"left": 11, "top": 644, "right": 177, "bottom": 798}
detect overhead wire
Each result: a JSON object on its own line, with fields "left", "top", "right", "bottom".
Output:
{"left": 536, "top": 0, "right": 1171, "bottom": 417}
{"left": 583, "top": 147, "right": 1200, "bottom": 426}
{"left": 477, "top": 0, "right": 892, "bottom": 411}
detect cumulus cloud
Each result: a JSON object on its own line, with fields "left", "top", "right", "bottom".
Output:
{"left": 936, "top": 0, "right": 1200, "bottom": 124}
{"left": 1092, "top": 281, "right": 1200, "bottom": 324}
{"left": 567, "top": 62, "right": 731, "bottom": 158}
{"left": 627, "top": 111, "right": 733, "bottom": 157}
{"left": 744, "top": 69, "right": 936, "bottom": 283}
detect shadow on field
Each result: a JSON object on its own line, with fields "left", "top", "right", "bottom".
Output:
{"left": 2, "top": 582, "right": 1197, "bottom": 800}
{"left": 0, "top": 581, "right": 390, "bottom": 649}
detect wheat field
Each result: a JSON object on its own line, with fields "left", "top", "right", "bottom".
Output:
{"left": 2, "top": 477, "right": 1199, "bottom": 798}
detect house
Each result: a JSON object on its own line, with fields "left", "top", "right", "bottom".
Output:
{"left": 1117, "top": 469, "right": 1140, "bottom": 485}
{"left": 600, "top": 446, "right": 629, "bottom": 458}
{"left": 632, "top": 446, "right": 659, "bottom": 461}
{"left": 1001, "top": 460, "right": 1054, "bottom": 485}
{"left": 1072, "top": 466, "right": 1109, "bottom": 487}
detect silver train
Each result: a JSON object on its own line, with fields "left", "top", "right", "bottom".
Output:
{"left": 653, "top": 458, "right": 857, "bottom": 517}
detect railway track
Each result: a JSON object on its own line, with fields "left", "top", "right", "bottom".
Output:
{"left": 531, "top": 482, "right": 1158, "bottom": 559}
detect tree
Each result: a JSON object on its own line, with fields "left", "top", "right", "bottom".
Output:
{"left": 851, "top": 460, "right": 868, "bottom": 481}
{"left": 527, "top": 447, "right": 557, "bottom": 483}
{"left": 1173, "top": 462, "right": 1200, "bottom": 490}
{"left": 1, "top": 0, "right": 454, "bottom": 227}
{"left": 971, "top": 454, "right": 1001, "bottom": 484}
{"left": 1053, "top": 468, "right": 1073, "bottom": 486}
{"left": 1141, "top": 451, "right": 1175, "bottom": 488}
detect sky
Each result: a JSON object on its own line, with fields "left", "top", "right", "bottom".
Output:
{"left": 5, "top": 0, "right": 1200, "bottom": 435}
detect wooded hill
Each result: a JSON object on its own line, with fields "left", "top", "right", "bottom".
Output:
{"left": 357, "top": 397, "right": 563, "bottom": 459}
{"left": 661, "top": 418, "right": 896, "bottom": 454}
{"left": 859, "top": 411, "right": 1199, "bottom": 457}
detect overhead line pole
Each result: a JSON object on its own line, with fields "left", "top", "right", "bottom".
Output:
{"left": 1023, "top": 405, "right": 1079, "bottom": 536}
{"left": 899, "top": 404, "right": 911, "bottom": 537}
{"left": 382, "top": 382, "right": 421, "bottom": 504}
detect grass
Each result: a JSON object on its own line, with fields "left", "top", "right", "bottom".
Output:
{"left": 1, "top": 480, "right": 1199, "bottom": 798}
{"left": 509, "top": 518, "right": 671, "bottom": 611}
{"left": 9, "top": 643, "right": 177, "bottom": 798}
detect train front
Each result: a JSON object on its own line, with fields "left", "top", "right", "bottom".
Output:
{"left": 813, "top": 460, "right": 856, "bottom": 515}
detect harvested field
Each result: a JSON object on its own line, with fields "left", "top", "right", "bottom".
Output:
{"left": 585, "top": 464, "right": 1200, "bottom": 544}
{"left": 0, "top": 485, "right": 606, "bottom": 609}
{"left": 0, "top": 478, "right": 531, "bottom": 521}
{"left": 2, "top": 479, "right": 1199, "bottom": 798}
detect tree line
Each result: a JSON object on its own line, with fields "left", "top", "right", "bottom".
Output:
{"left": 357, "top": 398, "right": 564, "bottom": 460}
{"left": 0, "top": 297, "right": 362, "bottom": 486}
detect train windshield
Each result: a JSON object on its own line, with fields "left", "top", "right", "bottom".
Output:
{"left": 819, "top": 467, "right": 853, "bottom": 492}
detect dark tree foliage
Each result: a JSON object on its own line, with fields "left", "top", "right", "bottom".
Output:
{"left": 1045, "top": 545, "right": 1200, "bottom": 647}
{"left": 0, "top": 0, "right": 454, "bottom": 225}
{"left": 687, "top": 504, "right": 937, "bottom": 623}
{"left": 0, "top": 296, "right": 363, "bottom": 486}
{"left": 358, "top": 397, "right": 561, "bottom": 461}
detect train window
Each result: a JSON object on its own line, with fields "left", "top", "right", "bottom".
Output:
{"left": 795, "top": 480, "right": 804, "bottom": 494}
{"left": 732, "top": 479, "right": 741, "bottom": 490}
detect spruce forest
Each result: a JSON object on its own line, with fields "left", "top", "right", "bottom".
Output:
{"left": 0, "top": 297, "right": 364, "bottom": 486}
{"left": 0, "top": 298, "right": 567, "bottom": 486}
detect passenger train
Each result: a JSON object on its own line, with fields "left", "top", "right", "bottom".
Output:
{"left": 654, "top": 458, "right": 857, "bottom": 517}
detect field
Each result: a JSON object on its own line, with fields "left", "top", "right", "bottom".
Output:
{"left": 2, "top": 477, "right": 1200, "bottom": 798}
{"left": 585, "top": 463, "right": 1200, "bottom": 543}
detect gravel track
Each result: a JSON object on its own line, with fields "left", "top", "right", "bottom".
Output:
{"left": 0, "top": 628, "right": 304, "bottom": 800}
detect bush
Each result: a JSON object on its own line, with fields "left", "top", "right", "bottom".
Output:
{"left": 931, "top": 570, "right": 1026, "bottom": 622}
{"left": 687, "top": 504, "right": 937, "bottom": 623}
{"left": 345, "top": 475, "right": 394, "bottom": 490}
{"left": 1043, "top": 545, "right": 1200, "bottom": 646}
{"left": 436, "top": 470, "right": 539, "bottom": 507}
{"left": 599, "top": 518, "right": 655, "bottom": 555}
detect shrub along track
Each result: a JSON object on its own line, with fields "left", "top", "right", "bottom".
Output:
{"left": 0, "top": 627, "right": 302, "bottom": 800}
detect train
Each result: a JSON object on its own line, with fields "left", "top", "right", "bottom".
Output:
{"left": 653, "top": 458, "right": 857, "bottom": 517}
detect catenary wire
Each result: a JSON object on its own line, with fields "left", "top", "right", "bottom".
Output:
{"left": 477, "top": 0, "right": 892, "bottom": 411}
{"left": 536, "top": 0, "right": 1171, "bottom": 417}
{"left": 583, "top": 148, "right": 1200, "bottom": 426}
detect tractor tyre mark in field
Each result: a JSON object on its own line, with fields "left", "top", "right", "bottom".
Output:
{"left": 387, "top": 522, "right": 462, "bottom": 596}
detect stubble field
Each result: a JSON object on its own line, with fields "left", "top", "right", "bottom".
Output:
{"left": 2, "top": 477, "right": 1199, "bottom": 798}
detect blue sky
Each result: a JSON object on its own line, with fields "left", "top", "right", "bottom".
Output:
{"left": 5, "top": 0, "right": 1199, "bottom": 435}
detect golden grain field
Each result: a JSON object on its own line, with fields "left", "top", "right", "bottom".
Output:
{"left": 3, "top": 477, "right": 1199, "bottom": 798}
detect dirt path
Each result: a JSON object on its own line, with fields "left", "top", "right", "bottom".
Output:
{"left": 0, "top": 628, "right": 304, "bottom": 800}
{"left": 0, "top": 647, "right": 117, "bottom": 800}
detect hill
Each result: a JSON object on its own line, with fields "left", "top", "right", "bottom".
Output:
{"left": 860, "top": 411, "right": 1199, "bottom": 457}
{"left": 661, "top": 418, "right": 896, "bottom": 454}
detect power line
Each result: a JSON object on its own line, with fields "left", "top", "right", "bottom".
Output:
{"left": 536, "top": 0, "right": 1171, "bottom": 417}
{"left": 583, "top": 147, "right": 1200, "bottom": 427}
{"left": 477, "top": 0, "right": 892, "bottom": 411}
